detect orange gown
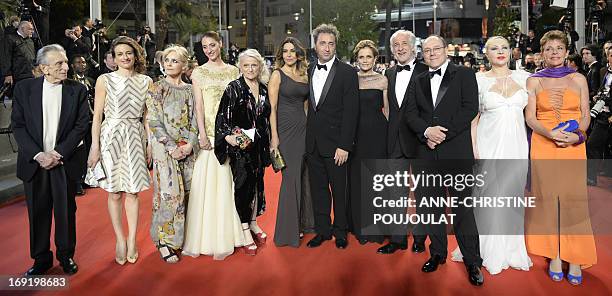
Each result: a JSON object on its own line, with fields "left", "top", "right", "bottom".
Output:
{"left": 525, "top": 87, "right": 597, "bottom": 267}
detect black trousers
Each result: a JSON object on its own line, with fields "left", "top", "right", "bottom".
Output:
{"left": 388, "top": 143, "right": 426, "bottom": 246}
{"left": 24, "top": 166, "right": 77, "bottom": 266}
{"left": 587, "top": 120, "right": 611, "bottom": 181}
{"left": 413, "top": 163, "right": 482, "bottom": 267}
{"left": 306, "top": 146, "right": 349, "bottom": 239}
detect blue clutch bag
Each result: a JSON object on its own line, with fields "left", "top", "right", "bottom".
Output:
{"left": 552, "top": 120, "right": 579, "bottom": 132}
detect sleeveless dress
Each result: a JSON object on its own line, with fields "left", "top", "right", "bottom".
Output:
{"left": 182, "top": 63, "right": 246, "bottom": 260}
{"left": 87, "top": 72, "right": 152, "bottom": 193}
{"left": 273, "top": 70, "right": 315, "bottom": 247}
{"left": 525, "top": 75, "right": 597, "bottom": 267}
{"left": 451, "top": 71, "right": 533, "bottom": 274}
{"left": 349, "top": 72, "right": 387, "bottom": 243}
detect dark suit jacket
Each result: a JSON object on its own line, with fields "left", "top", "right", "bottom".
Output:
{"left": 403, "top": 62, "right": 478, "bottom": 160}
{"left": 306, "top": 58, "right": 359, "bottom": 157}
{"left": 385, "top": 62, "right": 428, "bottom": 157}
{"left": 586, "top": 61, "right": 602, "bottom": 97}
{"left": 62, "top": 36, "right": 93, "bottom": 61}
{"left": 599, "top": 66, "right": 611, "bottom": 91}
{"left": 11, "top": 77, "right": 90, "bottom": 182}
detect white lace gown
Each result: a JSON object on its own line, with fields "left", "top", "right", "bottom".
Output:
{"left": 451, "top": 70, "right": 533, "bottom": 275}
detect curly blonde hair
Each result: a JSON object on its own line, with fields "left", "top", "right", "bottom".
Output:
{"left": 111, "top": 36, "right": 147, "bottom": 74}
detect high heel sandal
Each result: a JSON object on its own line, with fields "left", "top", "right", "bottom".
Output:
{"left": 115, "top": 241, "right": 127, "bottom": 266}
{"left": 548, "top": 267, "right": 564, "bottom": 282}
{"left": 243, "top": 243, "right": 258, "bottom": 256}
{"left": 158, "top": 244, "right": 179, "bottom": 264}
{"left": 251, "top": 230, "right": 267, "bottom": 245}
{"left": 567, "top": 272, "right": 583, "bottom": 285}
{"left": 127, "top": 240, "right": 139, "bottom": 264}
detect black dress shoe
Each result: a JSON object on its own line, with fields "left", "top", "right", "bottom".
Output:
{"left": 421, "top": 255, "right": 446, "bottom": 273}
{"left": 60, "top": 258, "right": 78, "bottom": 275}
{"left": 306, "top": 234, "right": 331, "bottom": 248}
{"left": 466, "top": 264, "right": 484, "bottom": 286}
{"left": 25, "top": 263, "right": 53, "bottom": 276}
{"left": 411, "top": 242, "right": 425, "bottom": 253}
{"left": 76, "top": 183, "right": 85, "bottom": 196}
{"left": 587, "top": 178, "right": 597, "bottom": 186}
{"left": 335, "top": 237, "right": 348, "bottom": 249}
{"left": 377, "top": 243, "right": 407, "bottom": 254}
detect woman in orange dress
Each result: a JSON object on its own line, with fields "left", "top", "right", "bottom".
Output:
{"left": 525, "top": 30, "right": 597, "bottom": 285}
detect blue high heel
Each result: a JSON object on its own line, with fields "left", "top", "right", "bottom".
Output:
{"left": 548, "top": 268, "right": 564, "bottom": 282}
{"left": 567, "top": 273, "right": 583, "bottom": 285}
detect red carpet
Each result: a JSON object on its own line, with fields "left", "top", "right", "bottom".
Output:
{"left": 1, "top": 168, "right": 611, "bottom": 296}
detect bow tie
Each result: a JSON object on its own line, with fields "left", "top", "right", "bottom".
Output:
{"left": 429, "top": 68, "right": 442, "bottom": 78}
{"left": 316, "top": 64, "right": 328, "bottom": 71}
{"left": 397, "top": 64, "right": 411, "bottom": 72}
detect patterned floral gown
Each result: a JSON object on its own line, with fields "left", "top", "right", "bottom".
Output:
{"left": 146, "top": 79, "right": 199, "bottom": 249}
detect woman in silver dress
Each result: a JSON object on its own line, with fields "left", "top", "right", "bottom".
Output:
{"left": 87, "top": 37, "right": 152, "bottom": 265}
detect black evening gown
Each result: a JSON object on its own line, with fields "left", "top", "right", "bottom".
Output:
{"left": 349, "top": 88, "right": 387, "bottom": 243}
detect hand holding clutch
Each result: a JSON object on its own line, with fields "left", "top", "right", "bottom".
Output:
{"left": 270, "top": 148, "right": 286, "bottom": 172}
{"left": 232, "top": 127, "right": 252, "bottom": 150}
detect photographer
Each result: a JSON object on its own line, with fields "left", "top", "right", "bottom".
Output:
{"left": 81, "top": 18, "right": 96, "bottom": 51}
{"left": 62, "top": 25, "right": 96, "bottom": 70}
{"left": 587, "top": 46, "right": 612, "bottom": 186}
{"left": 136, "top": 25, "right": 156, "bottom": 63}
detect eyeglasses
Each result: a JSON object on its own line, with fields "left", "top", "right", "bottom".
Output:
{"left": 423, "top": 46, "right": 445, "bottom": 55}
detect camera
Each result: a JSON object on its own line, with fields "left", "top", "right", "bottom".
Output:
{"left": 93, "top": 19, "right": 105, "bottom": 31}
{"left": 591, "top": 89, "right": 611, "bottom": 118}
{"left": 16, "top": 0, "right": 33, "bottom": 19}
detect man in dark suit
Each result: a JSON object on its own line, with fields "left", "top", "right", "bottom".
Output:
{"left": 581, "top": 44, "right": 602, "bottom": 98}
{"left": 378, "top": 30, "right": 428, "bottom": 255}
{"left": 404, "top": 35, "right": 483, "bottom": 286}
{"left": 11, "top": 44, "right": 89, "bottom": 276}
{"left": 305, "top": 23, "right": 359, "bottom": 249}
{"left": 509, "top": 47, "right": 523, "bottom": 71}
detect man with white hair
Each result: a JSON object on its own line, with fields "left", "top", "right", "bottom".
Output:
{"left": 1, "top": 21, "right": 36, "bottom": 86}
{"left": 11, "top": 44, "right": 89, "bottom": 276}
{"left": 404, "top": 35, "right": 483, "bottom": 286}
{"left": 378, "top": 30, "right": 429, "bottom": 255}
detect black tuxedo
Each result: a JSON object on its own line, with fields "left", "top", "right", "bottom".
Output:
{"left": 384, "top": 62, "right": 428, "bottom": 246}
{"left": 11, "top": 77, "right": 89, "bottom": 266}
{"left": 386, "top": 62, "right": 428, "bottom": 158}
{"left": 306, "top": 58, "right": 359, "bottom": 238}
{"left": 404, "top": 62, "right": 482, "bottom": 266}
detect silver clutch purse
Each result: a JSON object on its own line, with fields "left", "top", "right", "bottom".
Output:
{"left": 85, "top": 162, "right": 106, "bottom": 186}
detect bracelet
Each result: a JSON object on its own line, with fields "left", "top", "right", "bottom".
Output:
{"left": 572, "top": 129, "right": 586, "bottom": 145}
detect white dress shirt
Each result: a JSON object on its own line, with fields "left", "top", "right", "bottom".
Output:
{"left": 395, "top": 59, "right": 416, "bottom": 107}
{"left": 38, "top": 79, "right": 63, "bottom": 158}
{"left": 429, "top": 59, "right": 450, "bottom": 107}
{"left": 424, "top": 59, "right": 451, "bottom": 139}
{"left": 312, "top": 56, "right": 336, "bottom": 105}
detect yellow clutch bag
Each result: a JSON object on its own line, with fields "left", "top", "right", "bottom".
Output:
{"left": 270, "top": 149, "right": 286, "bottom": 173}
